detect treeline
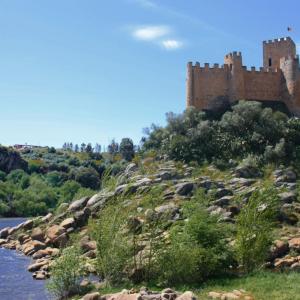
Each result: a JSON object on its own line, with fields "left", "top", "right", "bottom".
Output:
{"left": 61, "top": 138, "right": 136, "bottom": 161}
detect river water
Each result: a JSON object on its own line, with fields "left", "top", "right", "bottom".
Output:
{"left": 0, "top": 218, "right": 51, "bottom": 300}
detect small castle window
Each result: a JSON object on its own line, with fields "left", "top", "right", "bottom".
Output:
{"left": 269, "top": 58, "right": 272, "bottom": 67}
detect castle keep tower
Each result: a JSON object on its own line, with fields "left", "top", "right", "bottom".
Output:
{"left": 186, "top": 37, "right": 300, "bottom": 116}
{"left": 263, "top": 37, "right": 296, "bottom": 69}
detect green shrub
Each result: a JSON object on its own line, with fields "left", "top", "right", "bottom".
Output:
{"left": 157, "top": 201, "right": 234, "bottom": 285}
{"left": 47, "top": 246, "right": 84, "bottom": 299}
{"left": 91, "top": 202, "right": 131, "bottom": 285}
{"left": 235, "top": 184, "right": 279, "bottom": 273}
{"left": 74, "top": 167, "right": 100, "bottom": 189}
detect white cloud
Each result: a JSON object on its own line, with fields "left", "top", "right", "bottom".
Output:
{"left": 161, "top": 39, "right": 183, "bottom": 50}
{"left": 128, "top": 25, "right": 183, "bottom": 51}
{"left": 132, "top": 25, "right": 170, "bottom": 41}
{"left": 296, "top": 42, "right": 300, "bottom": 54}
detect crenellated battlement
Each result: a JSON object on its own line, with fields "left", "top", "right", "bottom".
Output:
{"left": 242, "top": 66, "right": 279, "bottom": 73}
{"left": 225, "top": 51, "right": 242, "bottom": 59}
{"left": 263, "top": 37, "right": 292, "bottom": 44}
{"left": 188, "top": 62, "right": 226, "bottom": 71}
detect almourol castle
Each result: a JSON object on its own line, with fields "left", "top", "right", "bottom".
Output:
{"left": 186, "top": 37, "right": 300, "bottom": 115}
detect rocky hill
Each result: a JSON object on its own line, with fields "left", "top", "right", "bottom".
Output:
{"left": 0, "top": 157, "right": 299, "bottom": 299}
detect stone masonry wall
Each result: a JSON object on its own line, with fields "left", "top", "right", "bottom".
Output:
{"left": 243, "top": 68, "right": 282, "bottom": 101}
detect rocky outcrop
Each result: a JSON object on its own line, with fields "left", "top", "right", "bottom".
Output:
{"left": 0, "top": 146, "right": 28, "bottom": 173}
{"left": 81, "top": 288, "right": 197, "bottom": 300}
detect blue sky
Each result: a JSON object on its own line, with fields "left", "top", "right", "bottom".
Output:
{"left": 0, "top": 0, "right": 299, "bottom": 148}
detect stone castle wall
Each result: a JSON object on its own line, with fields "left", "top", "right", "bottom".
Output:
{"left": 243, "top": 67, "right": 281, "bottom": 101}
{"left": 186, "top": 37, "right": 300, "bottom": 115}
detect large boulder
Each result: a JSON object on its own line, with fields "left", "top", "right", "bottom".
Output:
{"left": 235, "top": 165, "right": 261, "bottom": 178}
{"left": 175, "top": 182, "right": 194, "bottom": 196}
{"left": 0, "top": 227, "right": 10, "bottom": 239}
{"left": 28, "top": 260, "right": 49, "bottom": 272}
{"left": 46, "top": 225, "right": 66, "bottom": 243}
{"left": 68, "top": 196, "right": 89, "bottom": 212}
{"left": 279, "top": 192, "right": 297, "bottom": 204}
{"left": 22, "top": 240, "right": 46, "bottom": 255}
{"left": 155, "top": 203, "right": 179, "bottom": 220}
{"left": 32, "top": 247, "right": 59, "bottom": 259}
{"left": 74, "top": 208, "right": 91, "bottom": 227}
{"left": 22, "top": 220, "right": 34, "bottom": 230}
{"left": 86, "top": 193, "right": 103, "bottom": 207}
{"left": 269, "top": 240, "right": 289, "bottom": 260}
{"left": 60, "top": 217, "right": 75, "bottom": 229}
{"left": 31, "top": 227, "right": 44, "bottom": 242}
{"left": 289, "top": 238, "right": 300, "bottom": 252}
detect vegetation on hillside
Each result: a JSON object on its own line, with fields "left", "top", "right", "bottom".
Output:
{"left": 142, "top": 101, "right": 300, "bottom": 167}
{"left": 0, "top": 138, "right": 135, "bottom": 217}
{"left": 2, "top": 101, "right": 300, "bottom": 300}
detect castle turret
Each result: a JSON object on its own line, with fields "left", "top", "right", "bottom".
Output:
{"left": 263, "top": 37, "right": 296, "bottom": 69}
{"left": 280, "top": 55, "right": 300, "bottom": 114}
{"left": 224, "top": 51, "right": 244, "bottom": 102}
{"left": 186, "top": 62, "right": 194, "bottom": 107}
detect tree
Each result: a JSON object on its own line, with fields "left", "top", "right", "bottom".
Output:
{"left": 86, "top": 143, "right": 93, "bottom": 153}
{"left": 119, "top": 138, "right": 135, "bottom": 161}
{"left": 74, "top": 144, "right": 79, "bottom": 153}
{"left": 80, "top": 143, "right": 86, "bottom": 152}
{"left": 74, "top": 167, "right": 100, "bottom": 189}
{"left": 108, "top": 139, "right": 119, "bottom": 156}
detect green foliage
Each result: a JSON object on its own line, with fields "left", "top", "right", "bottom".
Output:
{"left": 0, "top": 146, "right": 28, "bottom": 173}
{"left": 0, "top": 146, "right": 110, "bottom": 216}
{"left": 91, "top": 202, "right": 131, "bottom": 285}
{"left": 74, "top": 167, "right": 100, "bottom": 189}
{"left": 0, "top": 170, "right": 6, "bottom": 181}
{"left": 157, "top": 200, "right": 234, "bottom": 285}
{"left": 46, "top": 171, "right": 67, "bottom": 187}
{"left": 120, "top": 138, "right": 135, "bottom": 161}
{"left": 235, "top": 184, "right": 279, "bottom": 273}
{"left": 143, "top": 101, "right": 300, "bottom": 165}
{"left": 0, "top": 201, "right": 9, "bottom": 216}
{"left": 47, "top": 246, "right": 85, "bottom": 299}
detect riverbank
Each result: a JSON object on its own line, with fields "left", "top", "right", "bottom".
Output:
{"left": 0, "top": 218, "right": 50, "bottom": 300}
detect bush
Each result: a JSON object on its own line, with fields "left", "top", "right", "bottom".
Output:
{"left": 74, "top": 167, "right": 100, "bottom": 189}
{"left": 235, "top": 184, "right": 279, "bottom": 273}
{"left": 157, "top": 200, "right": 234, "bottom": 285}
{"left": 47, "top": 246, "right": 84, "bottom": 299}
{"left": 91, "top": 203, "right": 131, "bottom": 285}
